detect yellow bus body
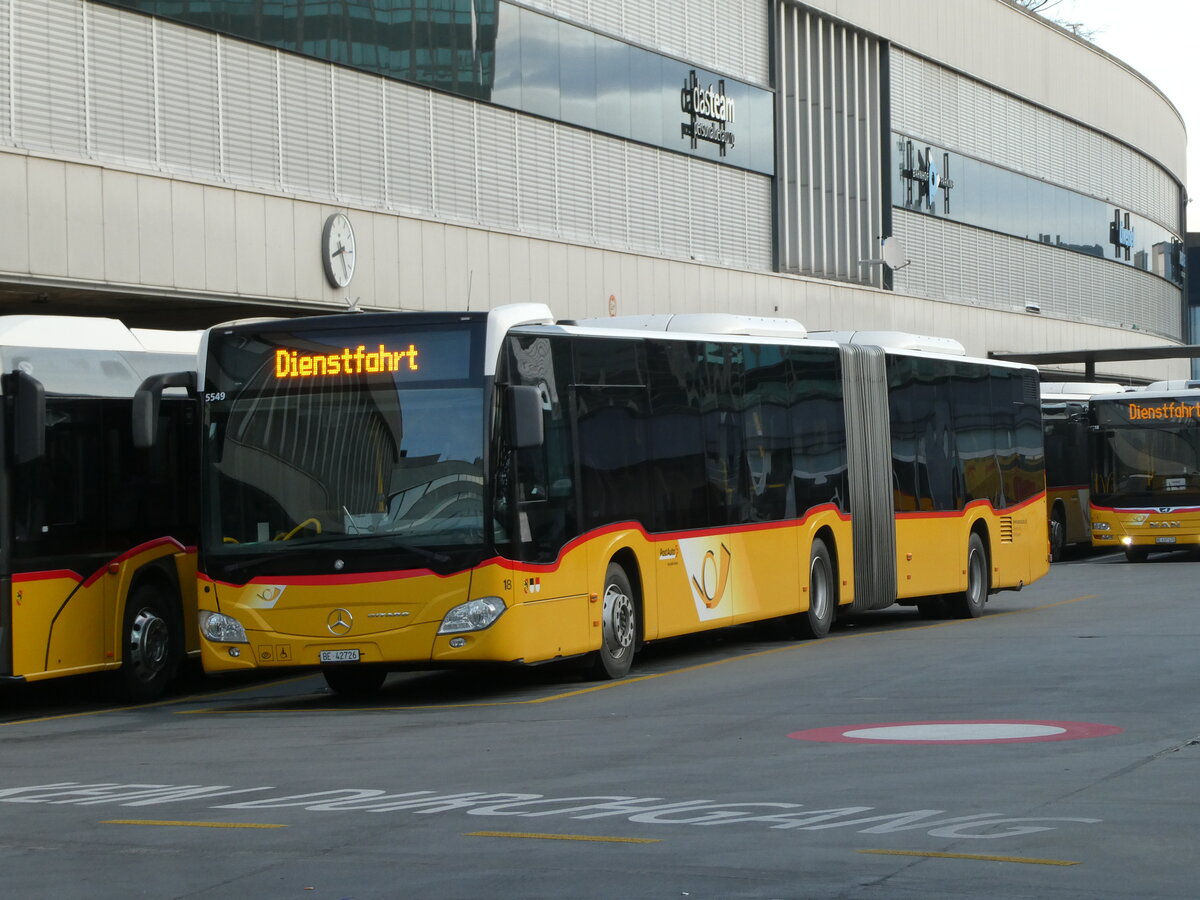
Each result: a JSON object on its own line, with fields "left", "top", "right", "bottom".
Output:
{"left": 199, "top": 497, "right": 1044, "bottom": 674}
{"left": 896, "top": 495, "right": 1047, "bottom": 599}
{"left": 1089, "top": 503, "right": 1200, "bottom": 551}
{"left": 10, "top": 539, "right": 197, "bottom": 683}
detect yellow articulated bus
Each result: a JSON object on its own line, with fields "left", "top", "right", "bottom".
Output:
{"left": 1040, "top": 382, "right": 1125, "bottom": 561}
{"left": 1089, "top": 382, "right": 1200, "bottom": 561}
{"left": 139, "top": 305, "right": 1047, "bottom": 695}
{"left": 1, "top": 316, "right": 200, "bottom": 701}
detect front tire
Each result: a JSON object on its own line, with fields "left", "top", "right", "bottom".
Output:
{"left": 589, "top": 562, "right": 637, "bottom": 680}
{"left": 1124, "top": 545, "right": 1149, "bottom": 563}
{"left": 790, "top": 538, "right": 835, "bottom": 639}
{"left": 117, "top": 585, "right": 179, "bottom": 702}
{"left": 948, "top": 532, "right": 988, "bottom": 619}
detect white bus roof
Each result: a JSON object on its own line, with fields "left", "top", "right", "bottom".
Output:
{"left": 807, "top": 330, "right": 966, "bottom": 356}
{"left": 573, "top": 312, "right": 808, "bottom": 339}
{"left": 0, "top": 315, "right": 201, "bottom": 398}
{"left": 1040, "top": 382, "right": 1125, "bottom": 399}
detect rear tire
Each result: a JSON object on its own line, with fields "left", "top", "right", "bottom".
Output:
{"left": 323, "top": 666, "right": 388, "bottom": 697}
{"left": 791, "top": 538, "right": 835, "bottom": 639}
{"left": 117, "top": 584, "right": 179, "bottom": 703}
{"left": 1049, "top": 509, "right": 1067, "bottom": 562}
{"left": 948, "top": 533, "right": 988, "bottom": 619}
{"left": 589, "top": 562, "right": 637, "bottom": 680}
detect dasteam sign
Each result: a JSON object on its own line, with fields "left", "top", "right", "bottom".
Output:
{"left": 681, "top": 70, "right": 735, "bottom": 156}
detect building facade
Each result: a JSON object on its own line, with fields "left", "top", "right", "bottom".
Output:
{"left": 0, "top": 0, "right": 1188, "bottom": 381}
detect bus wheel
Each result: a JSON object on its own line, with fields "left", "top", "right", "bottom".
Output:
{"left": 949, "top": 533, "right": 988, "bottom": 619}
{"left": 323, "top": 666, "right": 388, "bottom": 697}
{"left": 1049, "top": 509, "right": 1067, "bottom": 562}
{"left": 791, "top": 538, "right": 835, "bottom": 639}
{"left": 118, "top": 585, "right": 177, "bottom": 702}
{"left": 590, "top": 562, "right": 637, "bottom": 680}
{"left": 1124, "top": 546, "right": 1149, "bottom": 563}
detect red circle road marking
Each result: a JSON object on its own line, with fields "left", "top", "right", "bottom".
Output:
{"left": 788, "top": 720, "right": 1124, "bottom": 744}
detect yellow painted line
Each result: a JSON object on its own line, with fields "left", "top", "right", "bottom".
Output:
{"left": 177, "top": 595, "right": 1103, "bottom": 714}
{"left": 466, "top": 830, "right": 658, "bottom": 844}
{"left": 859, "top": 848, "right": 1078, "bottom": 866}
{"left": 102, "top": 819, "right": 287, "bottom": 829}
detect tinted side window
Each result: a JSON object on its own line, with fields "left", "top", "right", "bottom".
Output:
{"left": 790, "top": 347, "right": 848, "bottom": 514}
{"left": 952, "top": 366, "right": 1003, "bottom": 508}
{"left": 645, "top": 340, "right": 708, "bottom": 531}
{"left": 743, "top": 343, "right": 792, "bottom": 521}
{"left": 574, "top": 338, "right": 650, "bottom": 530}
{"left": 699, "top": 342, "right": 745, "bottom": 526}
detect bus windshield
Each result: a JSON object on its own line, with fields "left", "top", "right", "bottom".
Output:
{"left": 201, "top": 319, "right": 488, "bottom": 575}
{"left": 1092, "top": 398, "right": 1200, "bottom": 507}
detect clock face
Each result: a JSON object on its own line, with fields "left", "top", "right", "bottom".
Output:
{"left": 322, "top": 213, "right": 356, "bottom": 288}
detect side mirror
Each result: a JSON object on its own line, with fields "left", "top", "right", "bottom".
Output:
{"left": 11, "top": 370, "right": 46, "bottom": 464}
{"left": 507, "top": 384, "right": 544, "bottom": 449}
{"left": 133, "top": 371, "right": 196, "bottom": 448}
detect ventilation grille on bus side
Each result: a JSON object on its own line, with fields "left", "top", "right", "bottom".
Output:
{"left": 1000, "top": 517, "right": 1014, "bottom": 543}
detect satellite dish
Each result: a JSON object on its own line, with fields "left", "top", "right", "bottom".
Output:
{"left": 859, "top": 237, "right": 910, "bottom": 272}
{"left": 881, "top": 237, "right": 909, "bottom": 270}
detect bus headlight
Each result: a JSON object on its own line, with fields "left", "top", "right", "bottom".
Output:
{"left": 1120, "top": 536, "right": 1133, "bottom": 546}
{"left": 1093, "top": 523, "right": 1111, "bottom": 531}
{"left": 438, "top": 597, "right": 506, "bottom": 634}
{"left": 199, "top": 610, "right": 249, "bottom": 644}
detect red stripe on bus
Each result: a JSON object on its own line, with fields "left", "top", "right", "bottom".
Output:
{"left": 14, "top": 536, "right": 190, "bottom": 588}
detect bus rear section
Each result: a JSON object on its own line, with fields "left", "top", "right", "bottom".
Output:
{"left": 0, "top": 316, "right": 200, "bottom": 700}
{"left": 1090, "top": 386, "right": 1200, "bottom": 561}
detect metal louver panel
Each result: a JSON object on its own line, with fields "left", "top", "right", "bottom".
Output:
{"left": 385, "top": 84, "right": 433, "bottom": 215}
{"left": 13, "top": 0, "right": 86, "bottom": 156}
{"left": 556, "top": 125, "right": 595, "bottom": 240}
{"left": 278, "top": 53, "right": 334, "bottom": 197}
{"left": 841, "top": 344, "right": 897, "bottom": 612}
{"left": 86, "top": 4, "right": 154, "bottom": 167}
{"left": 0, "top": 0, "right": 10, "bottom": 148}
{"left": 333, "top": 70, "right": 386, "bottom": 205}
{"left": 516, "top": 116, "right": 557, "bottom": 235}
{"left": 156, "top": 23, "right": 220, "bottom": 176}
{"left": 220, "top": 41, "right": 281, "bottom": 191}
{"left": 476, "top": 104, "right": 519, "bottom": 231}
{"left": 776, "top": 3, "right": 884, "bottom": 285}
{"left": 590, "top": 139, "right": 628, "bottom": 248}
{"left": 431, "top": 91, "right": 479, "bottom": 223}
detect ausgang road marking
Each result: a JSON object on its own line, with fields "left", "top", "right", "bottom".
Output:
{"left": 859, "top": 848, "right": 1078, "bottom": 866}
{"left": 102, "top": 819, "right": 287, "bottom": 829}
{"left": 465, "top": 830, "right": 659, "bottom": 844}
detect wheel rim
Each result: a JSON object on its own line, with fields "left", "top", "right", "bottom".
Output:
{"left": 967, "top": 546, "right": 986, "bottom": 607}
{"left": 128, "top": 607, "right": 170, "bottom": 682}
{"left": 602, "top": 583, "right": 635, "bottom": 659}
{"left": 810, "top": 553, "right": 831, "bottom": 621}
